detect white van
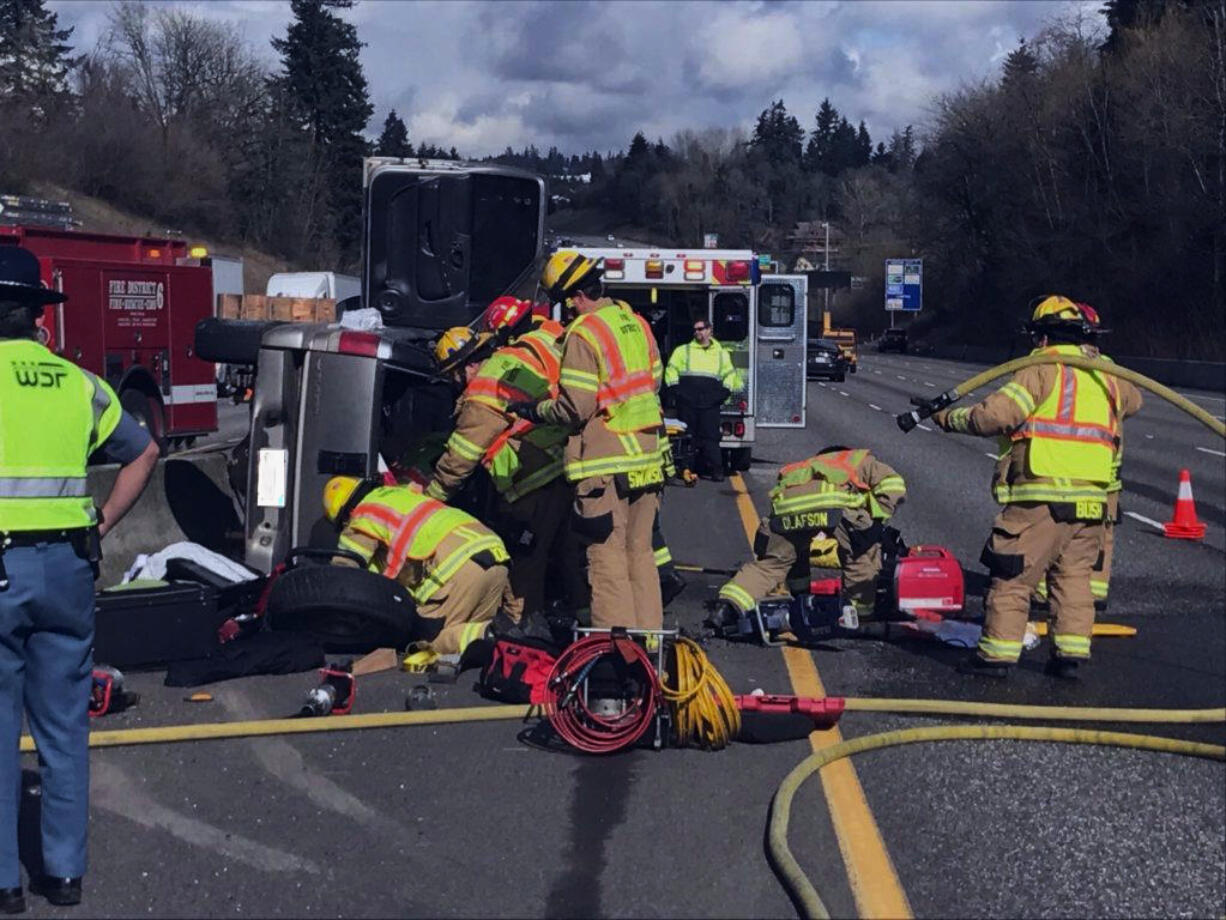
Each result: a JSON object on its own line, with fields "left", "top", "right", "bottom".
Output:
{"left": 265, "top": 271, "right": 361, "bottom": 301}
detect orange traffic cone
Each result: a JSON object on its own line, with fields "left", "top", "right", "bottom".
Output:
{"left": 1163, "top": 468, "right": 1206, "bottom": 540}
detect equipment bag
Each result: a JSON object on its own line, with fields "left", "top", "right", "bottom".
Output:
{"left": 478, "top": 637, "right": 559, "bottom": 705}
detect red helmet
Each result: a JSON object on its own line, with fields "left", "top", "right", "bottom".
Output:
{"left": 483, "top": 296, "right": 534, "bottom": 337}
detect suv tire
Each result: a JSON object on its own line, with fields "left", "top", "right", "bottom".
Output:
{"left": 266, "top": 564, "right": 416, "bottom": 652}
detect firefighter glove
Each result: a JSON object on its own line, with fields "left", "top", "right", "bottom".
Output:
{"left": 847, "top": 520, "right": 884, "bottom": 558}
{"left": 506, "top": 401, "right": 545, "bottom": 424}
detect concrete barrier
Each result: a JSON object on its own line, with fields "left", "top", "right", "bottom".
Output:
{"left": 917, "top": 344, "right": 1225, "bottom": 392}
{"left": 87, "top": 448, "right": 243, "bottom": 588}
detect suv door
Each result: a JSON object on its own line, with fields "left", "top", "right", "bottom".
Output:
{"left": 364, "top": 159, "right": 547, "bottom": 329}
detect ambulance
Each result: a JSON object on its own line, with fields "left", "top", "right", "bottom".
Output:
{"left": 571, "top": 247, "right": 808, "bottom": 472}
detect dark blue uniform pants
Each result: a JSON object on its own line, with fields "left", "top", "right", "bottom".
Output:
{"left": 0, "top": 542, "right": 94, "bottom": 886}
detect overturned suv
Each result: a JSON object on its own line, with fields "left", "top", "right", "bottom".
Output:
{"left": 195, "top": 160, "right": 547, "bottom": 650}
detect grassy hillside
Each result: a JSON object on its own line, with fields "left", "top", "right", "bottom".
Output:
{"left": 27, "top": 182, "right": 296, "bottom": 295}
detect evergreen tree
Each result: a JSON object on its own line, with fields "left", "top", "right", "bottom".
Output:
{"left": 751, "top": 99, "right": 803, "bottom": 166}
{"left": 0, "top": 0, "right": 79, "bottom": 115}
{"left": 270, "top": 0, "right": 374, "bottom": 258}
{"left": 1101, "top": 0, "right": 1173, "bottom": 53}
{"left": 805, "top": 98, "right": 841, "bottom": 174}
{"left": 374, "top": 109, "right": 412, "bottom": 157}
{"left": 1001, "top": 37, "right": 1039, "bottom": 89}
{"left": 855, "top": 121, "right": 873, "bottom": 168}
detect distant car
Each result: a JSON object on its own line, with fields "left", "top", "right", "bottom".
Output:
{"left": 807, "top": 338, "right": 849, "bottom": 381}
{"left": 877, "top": 328, "right": 908, "bottom": 353}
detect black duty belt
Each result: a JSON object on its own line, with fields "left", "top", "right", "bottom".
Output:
{"left": 1, "top": 529, "right": 81, "bottom": 548}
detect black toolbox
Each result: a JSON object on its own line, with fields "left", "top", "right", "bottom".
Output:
{"left": 94, "top": 563, "right": 264, "bottom": 669}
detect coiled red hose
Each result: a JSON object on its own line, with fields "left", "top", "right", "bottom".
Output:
{"left": 545, "top": 634, "right": 660, "bottom": 753}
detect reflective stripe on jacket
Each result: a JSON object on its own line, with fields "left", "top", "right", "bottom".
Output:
{"left": 663, "top": 339, "right": 743, "bottom": 390}
{"left": 0, "top": 339, "right": 122, "bottom": 531}
{"left": 769, "top": 449, "right": 906, "bottom": 520}
{"left": 339, "top": 485, "right": 508, "bottom": 604}
{"left": 539, "top": 299, "right": 665, "bottom": 482}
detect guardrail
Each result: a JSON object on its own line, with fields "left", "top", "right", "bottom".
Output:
{"left": 915, "top": 344, "right": 1225, "bottom": 392}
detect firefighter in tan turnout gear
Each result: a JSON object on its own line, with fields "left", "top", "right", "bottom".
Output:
{"left": 323, "top": 477, "right": 509, "bottom": 658}
{"left": 509, "top": 252, "right": 666, "bottom": 629}
{"left": 933, "top": 296, "right": 1142, "bottom": 679}
{"left": 710, "top": 447, "right": 906, "bottom": 632}
{"left": 425, "top": 297, "right": 581, "bottom": 623}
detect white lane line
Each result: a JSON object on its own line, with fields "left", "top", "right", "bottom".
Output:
{"left": 869, "top": 404, "right": 882, "bottom": 411}
{"left": 839, "top": 390, "right": 850, "bottom": 397}
{"left": 984, "top": 452, "right": 999, "bottom": 460}
{"left": 1196, "top": 446, "right": 1226, "bottom": 457}
{"left": 874, "top": 370, "right": 882, "bottom": 375}
{"left": 896, "top": 375, "right": 906, "bottom": 380}
{"left": 917, "top": 424, "right": 933, "bottom": 431}
{"left": 1145, "top": 433, "right": 1155, "bottom": 439}
{"left": 1124, "top": 511, "right": 1165, "bottom": 532}
{"left": 818, "top": 382, "right": 827, "bottom": 388}
{"left": 924, "top": 382, "right": 936, "bottom": 388}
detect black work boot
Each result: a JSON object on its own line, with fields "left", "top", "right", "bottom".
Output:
{"left": 703, "top": 601, "right": 741, "bottom": 638}
{"left": 1044, "top": 656, "right": 1083, "bottom": 681}
{"left": 660, "top": 571, "right": 688, "bottom": 607}
{"left": 488, "top": 609, "right": 524, "bottom": 640}
{"left": 31, "top": 877, "right": 81, "bottom": 907}
{"left": 957, "top": 654, "right": 1011, "bottom": 679}
{"left": 0, "top": 887, "right": 25, "bottom": 914}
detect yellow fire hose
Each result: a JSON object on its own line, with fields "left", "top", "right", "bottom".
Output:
{"left": 769, "top": 724, "right": 1226, "bottom": 920}
{"left": 897, "top": 352, "right": 1226, "bottom": 440}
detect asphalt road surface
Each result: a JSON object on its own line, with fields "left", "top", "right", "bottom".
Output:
{"left": 20, "top": 353, "right": 1224, "bottom": 918}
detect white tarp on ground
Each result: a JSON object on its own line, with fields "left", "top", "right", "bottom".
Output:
{"left": 123, "top": 541, "right": 259, "bottom": 585}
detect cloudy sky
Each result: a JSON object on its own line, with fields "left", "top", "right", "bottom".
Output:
{"left": 50, "top": 0, "right": 1104, "bottom": 156}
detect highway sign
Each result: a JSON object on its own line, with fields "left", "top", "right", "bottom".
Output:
{"left": 885, "top": 258, "right": 922, "bottom": 311}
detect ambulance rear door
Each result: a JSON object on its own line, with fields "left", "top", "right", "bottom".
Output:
{"left": 754, "top": 274, "right": 807, "bottom": 427}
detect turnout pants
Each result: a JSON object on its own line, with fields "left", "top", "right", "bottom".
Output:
{"left": 1034, "top": 492, "right": 1117, "bottom": 609}
{"left": 574, "top": 476, "right": 662, "bottom": 629}
{"left": 0, "top": 542, "right": 95, "bottom": 886}
{"left": 419, "top": 560, "right": 508, "bottom": 655}
{"left": 979, "top": 503, "right": 1103, "bottom": 664}
{"left": 719, "top": 520, "right": 881, "bottom": 614}
{"left": 498, "top": 479, "right": 583, "bottom": 622}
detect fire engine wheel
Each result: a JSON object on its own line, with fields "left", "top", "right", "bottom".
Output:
{"left": 266, "top": 564, "right": 417, "bottom": 653}
{"left": 120, "top": 389, "right": 167, "bottom": 456}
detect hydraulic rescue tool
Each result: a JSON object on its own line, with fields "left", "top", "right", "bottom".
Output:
{"left": 299, "top": 663, "right": 356, "bottom": 717}
{"left": 89, "top": 666, "right": 140, "bottom": 718}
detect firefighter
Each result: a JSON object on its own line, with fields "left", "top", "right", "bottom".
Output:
{"left": 509, "top": 251, "right": 666, "bottom": 629}
{"left": 425, "top": 298, "right": 582, "bottom": 622}
{"left": 323, "top": 476, "right": 509, "bottom": 658}
{"left": 710, "top": 447, "right": 906, "bottom": 632}
{"left": 663, "top": 318, "right": 743, "bottom": 481}
{"left": 1032, "top": 304, "right": 1119, "bottom": 613}
{"left": 0, "top": 247, "right": 160, "bottom": 910}
{"left": 932, "top": 296, "right": 1142, "bottom": 679}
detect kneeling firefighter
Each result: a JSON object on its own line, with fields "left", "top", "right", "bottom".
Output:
{"left": 509, "top": 251, "right": 667, "bottom": 629}
{"left": 322, "top": 477, "right": 509, "bottom": 657}
{"left": 709, "top": 447, "right": 906, "bottom": 633}
{"left": 932, "top": 296, "right": 1142, "bottom": 679}
{"left": 426, "top": 298, "right": 584, "bottom": 621}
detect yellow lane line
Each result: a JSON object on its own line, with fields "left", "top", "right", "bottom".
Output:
{"left": 728, "top": 473, "right": 913, "bottom": 919}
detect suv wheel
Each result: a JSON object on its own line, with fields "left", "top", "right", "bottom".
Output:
{"left": 267, "top": 565, "right": 417, "bottom": 652}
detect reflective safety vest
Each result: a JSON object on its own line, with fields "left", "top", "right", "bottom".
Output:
{"left": 564, "top": 301, "right": 662, "bottom": 434}
{"left": 663, "top": 339, "right": 743, "bottom": 390}
{"left": 770, "top": 449, "right": 873, "bottom": 518}
{"left": 462, "top": 332, "right": 567, "bottom": 502}
{"left": 561, "top": 300, "right": 664, "bottom": 481}
{"left": 996, "top": 345, "right": 1119, "bottom": 505}
{"left": 0, "top": 340, "right": 122, "bottom": 531}
{"left": 339, "top": 485, "right": 508, "bottom": 604}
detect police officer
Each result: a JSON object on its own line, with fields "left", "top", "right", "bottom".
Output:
{"left": 933, "top": 296, "right": 1142, "bottom": 679}
{"left": 0, "top": 247, "right": 159, "bottom": 910}
{"left": 664, "top": 319, "right": 743, "bottom": 481}
{"left": 511, "top": 252, "right": 666, "bottom": 630}
{"left": 710, "top": 446, "right": 906, "bottom": 634}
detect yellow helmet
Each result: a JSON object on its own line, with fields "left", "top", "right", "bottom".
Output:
{"left": 434, "top": 326, "right": 494, "bottom": 374}
{"left": 322, "top": 475, "right": 362, "bottom": 523}
{"left": 1028, "top": 294, "right": 1095, "bottom": 339}
{"left": 541, "top": 250, "right": 602, "bottom": 304}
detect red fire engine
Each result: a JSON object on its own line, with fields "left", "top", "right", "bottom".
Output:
{"left": 0, "top": 225, "right": 218, "bottom": 449}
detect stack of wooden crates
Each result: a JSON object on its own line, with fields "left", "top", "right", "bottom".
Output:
{"left": 216, "top": 294, "right": 337, "bottom": 323}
